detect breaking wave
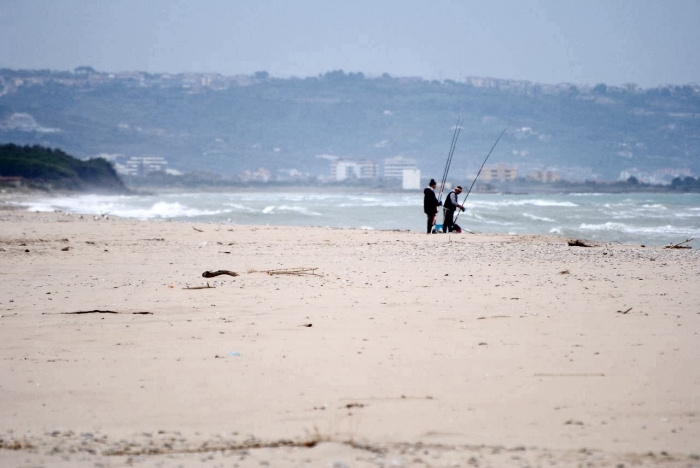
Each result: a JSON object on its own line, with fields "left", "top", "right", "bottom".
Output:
{"left": 523, "top": 213, "right": 555, "bottom": 222}
{"left": 579, "top": 222, "right": 699, "bottom": 236}
{"left": 20, "top": 195, "right": 225, "bottom": 219}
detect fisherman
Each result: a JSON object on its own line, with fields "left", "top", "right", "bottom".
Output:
{"left": 423, "top": 178, "right": 441, "bottom": 234}
{"left": 442, "top": 185, "right": 465, "bottom": 233}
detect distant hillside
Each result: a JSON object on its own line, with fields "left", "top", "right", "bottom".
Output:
{"left": 0, "top": 143, "right": 127, "bottom": 192}
{"left": 0, "top": 68, "right": 698, "bottom": 183}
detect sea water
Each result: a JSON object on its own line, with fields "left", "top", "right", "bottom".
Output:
{"left": 14, "top": 191, "right": 700, "bottom": 248}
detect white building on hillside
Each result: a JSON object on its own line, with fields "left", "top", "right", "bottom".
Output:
{"left": 332, "top": 159, "right": 378, "bottom": 181}
{"left": 121, "top": 156, "right": 169, "bottom": 176}
{"left": 384, "top": 156, "right": 418, "bottom": 179}
{"left": 402, "top": 169, "right": 421, "bottom": 190}
{"left": 481, "top": 163, "right": 518, "bottom": 182}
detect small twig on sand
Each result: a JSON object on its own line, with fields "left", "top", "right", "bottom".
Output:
{"left": 62, "top": 310, "right": 153, "bottom": 315}
{"left": 534, "top": 373, "right": 605, "bottom": 377}
{"left": 617, "top": 307, "right": 633, "bottom": 314}
{"left": 183, "top": 282, "right": 215, "bottom": 289}
{"left": 202, "top": 270, "right": 239, "bottom": 278}
{"left": 248, "top": 267, "right": 319, "bottom": 276}
{"left": 665, "top": 238, "right": 694, "bottom": 249}
{"left": 192, "top": 226, "right": 204, "bottom": 232}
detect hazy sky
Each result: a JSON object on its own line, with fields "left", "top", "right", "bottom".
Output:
{"left": 1, "top": 0, "right": 698, "bottom": 88}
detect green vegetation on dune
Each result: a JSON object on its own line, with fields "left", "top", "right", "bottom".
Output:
{"left": 0, "top": 143, "right": 127, "bottom": 192}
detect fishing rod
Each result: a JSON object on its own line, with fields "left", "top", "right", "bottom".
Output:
{"left": 454, "top": 127, "right": 507, "bottom": 224}
{"left": 440, "top": 111, "right": 463, "bottom": 200}
{"left": 437, "top": 109, "right": 463, "bottom": 203}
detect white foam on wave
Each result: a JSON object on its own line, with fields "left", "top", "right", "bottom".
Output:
{"left": 227, "top": 203, "right": 321, "bottom": 216}
{"left": 277, "top": 205, "right": 322, "bottom": 216}
{"left": 549, "top": 227, "right": 563, "bottom": 234}
{"left": 580, "top": 222, "right": 699, "bottom": 236}
{"left": 523, "top": 213, "right": 555, "bottom": 222}
{"left": 24, "top": 196, "right": 227, "bottom": 219}
{"left": 464, "top": 210, "right": 484, "bottom": 220}
{"left": 23, "top": 194, "right": 128, "bottom": 214}
{"left": 474, "top": 218, "right": 515, "bottom": 226}
{"left": 471, "top": 199, "right": 578, "bottom": 208}
{"left": 110, "top": 201, "right": 226, "bottom": 219}
{"left": 223, "top": 203, "right": 259, "bottom": 213}
{"left": 579, "top": 222, "right": 632, "bottom": 232}
{"left": 615, "top": 208, "right": 669, "bottom": 220}
{"left": 675, "top": 211, "right": 700, "bottom": 218}
{"left": 338, "top": 200, "right": 413, "bottom": 208}
{"left": 22, "top": 201, "right": 61, "bottom": 212}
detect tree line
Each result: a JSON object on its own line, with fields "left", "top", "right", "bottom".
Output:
{"left": 0, "top": 144, "right": 127, "bottom": 192}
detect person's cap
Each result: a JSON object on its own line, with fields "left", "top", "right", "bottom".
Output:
{"left": 429, "top": 179, "right": 436, "bottom": 186}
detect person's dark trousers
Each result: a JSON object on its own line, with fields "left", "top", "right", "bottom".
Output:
{"left": 442, "top": 210, "right": 454, "bottom": 233}
{"left": 426, "top": 213, "right": 436, "bottom": 233}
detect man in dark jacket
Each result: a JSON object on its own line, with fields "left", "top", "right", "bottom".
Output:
{"left": 442, "top": 185, "right": 465, "bottom": 233}
{"left": 423, "top": 179, "right": 441, "bottom": 234}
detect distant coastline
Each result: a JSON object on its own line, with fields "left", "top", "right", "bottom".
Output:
{"left": 2, "top": 68, "right": 698, "bottom": 184}
{"left": 4, "top": 178, "right": 700, "bottom": 196}
{"left": 119, "top": 175, "right": 700, "bottom": 195}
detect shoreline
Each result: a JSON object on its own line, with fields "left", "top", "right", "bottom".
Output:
{"left": 3, "top": 188, "right": 699, "bottom": 251}
{"left": 1, "top": 211, "right": 699, "bottom": 466}
{"left": 4, "top": 181, "right": 700, "bottom": 197}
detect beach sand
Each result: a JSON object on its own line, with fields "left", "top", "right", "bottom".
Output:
{"left": 0, "top": 209, "right": 698, "bottom": 467}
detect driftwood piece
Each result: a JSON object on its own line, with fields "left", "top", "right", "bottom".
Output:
{"left": 534, "top": 373, "right": 605, "bottom": 377}
{"left": 192, "top": 226, "right": 204, "bottom": 232}
{"left": 247, "top": 267, "right": 319, "bottom": 276}
{"left": 665, "top": 238, "right": 694, "bottom": 249}
{"left": 183, "top": 282, "right": 215, "bottom": 289}
{"left": 202, "top": 270, "right": 239, "bottom": 278}
{"left": 62, "top": 310, "right": 153, "bottom": 315}
{"left": 567, "top": 239, "right": 595, "bottom": 247}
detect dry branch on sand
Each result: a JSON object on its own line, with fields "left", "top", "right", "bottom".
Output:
{"left": 247, "top": 267, "right": 319, "bottom": 276}
{"left": 665, "top": 238, "right": 694, "bottom": 249}
{"left": 183, "top": 283, "right": 215, "bottom": 289}
{"left": 61, "top": 310, "right": 153, "bottom": 315}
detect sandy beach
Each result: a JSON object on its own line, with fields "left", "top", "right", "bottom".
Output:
{"left": 1, "top": 208, "right": 699, "bottom": 467}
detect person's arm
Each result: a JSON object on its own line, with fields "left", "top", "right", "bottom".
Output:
{"left": 453, "top": 192, "right": 465, "bottom": 211}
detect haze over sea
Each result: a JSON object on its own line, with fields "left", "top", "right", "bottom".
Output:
{"left": 15, "top": 191, "right": 700, "bottom": 248}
